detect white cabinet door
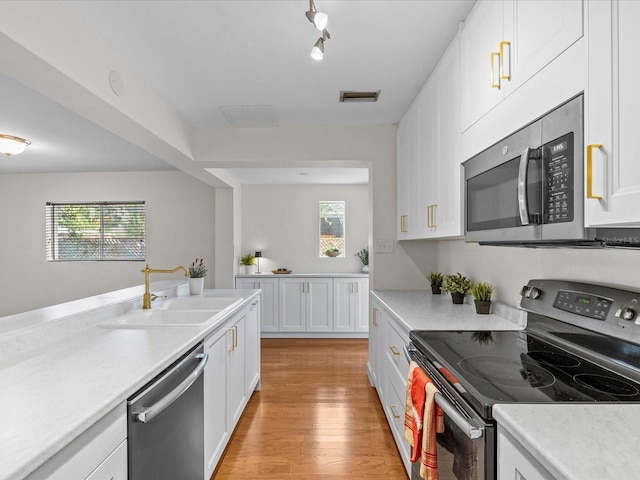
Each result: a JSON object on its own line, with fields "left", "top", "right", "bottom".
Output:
{"left": 586, "top": 0, "right": 640, "bottom": 227}
{"left": 279, "top": 278, "right": 307, "bottom": 331}
{"left": 85, "top": 440, "right": 127, "bottom": 480}
{"left": 333, "top": 277, "right": 368, "bottom": 333}
{"left": 419, "top": 76, "right": 439, "bottom": 238}
{"left": 397, "top": 100, "right": 421, "bottom": 239}
{"left": 235, "top": 277, "right": 278, "bottom": 332}
{"left": 307, "top": 278, "right": 333, "bottom": 332}
{"left": 204, "top": 328, "right": 229, "bottom": 479}
{"left": 460, "top": 0, "right": 505, "bottom": 131}
{"left": 498, "top": 427, "right": 553, "bottom": 480}
{"left": 354, "top": 278, "right": 370, "bottom": 333}
{"left": 245, "top": 299, "right": 261, "bottom": 392}
{"left": 368, "top": 302, "right": 382, "bottom": 390}
{"left": 227, "top": 313, "right": 247, "bottom": 428}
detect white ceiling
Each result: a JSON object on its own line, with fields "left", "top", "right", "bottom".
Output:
{"left": 0, "top": 0, "right": 475, "bottom": 183}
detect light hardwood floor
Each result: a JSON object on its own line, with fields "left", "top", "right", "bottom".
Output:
{"left": 212, "top": 338, "right": 408, "bottom": 479}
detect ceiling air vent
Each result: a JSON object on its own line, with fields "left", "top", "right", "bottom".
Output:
{"left": 339, "top": 90, "right": 380, "bottom": 103}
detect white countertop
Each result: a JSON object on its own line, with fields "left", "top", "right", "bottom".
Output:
{"left": 494, "top": 404, "right": 640, "bottom": 480}
{"left": 370, "top": 290, "right": 526, "bottom": 331}
{"left": 0, "top": 282, "right": 259, "bottom": 480}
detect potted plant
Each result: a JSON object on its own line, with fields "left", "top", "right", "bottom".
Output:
{"left": 239, "top": 253, "right": 255, "bottom": 274}
{"left": 470, "top": 281, "right": 495, "bottom": 314}
{"left": 428, "top": 271, "right": 444, "bottom": 294}
{"left": 188, "top": 258, "right": 207, "bottom": 295}
{"left": 325, "top": 248, "right": 341, "bottom": 257}
{"left": 356, "top": 247, "right": 369, "bottom": 273}
{"left": 442, "top": 272, "right": 472, "bottom": 304}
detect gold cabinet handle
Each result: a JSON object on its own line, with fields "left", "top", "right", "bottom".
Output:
{"left": 500, "top": 41, "right": 511, "bottom": 80}
{"left": 389, "top": 404, "right": 401, "bottom": 419}
{"left": 427, "top": 204, "right": 438, "bottom": 228}
{"left": 228, "top": 326, "right": 235, "bottom": 352}
{"left": 400, "top": 214, "right": 408, "bottom": 233}
{"left": 234, "top": 325, "right": 238, "bottom": 349}
{"left": 587, "top": 144, "right": 604, "bottom": 199}
{"left": 491, "top": 51, "right": 501, "bottom": 89}
{"left": 372, "top": 308, "right": 378, "bottom": 327}
{"left": 389, "top": 346, "right": 401, "bottom": 356}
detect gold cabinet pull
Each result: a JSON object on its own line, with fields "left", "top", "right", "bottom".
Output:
{"left": 500, "top": 41, "right": 511, "bottom": 80}
{"left": 389, "top": 404, "right": 401, "bottom": 419}
{"left": 587, "top": 143, "right": 604, "bottom": 199}
{"left": 400, "top": 214, "right": 408, "bottom": 233}
{"left": 389, "top": 346, "right": 401, "bottom": 356}
{"left": 372, "top": 308, "right": 378, "bottom": 327}
{"left": 491, "top": 51, "right": 501, "bottom": 89}
{"left": 228, "top": 326, "right": 235, "bottom": 352}
{"left": 233, "top": 325, "right": 238, "bottom": 349}
{"left": 427, "top": 204, "right": 438, "bottom": 228}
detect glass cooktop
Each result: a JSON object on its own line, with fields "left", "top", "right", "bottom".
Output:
{"left": 410, "top": 328, "right": 640, "bottom": 419}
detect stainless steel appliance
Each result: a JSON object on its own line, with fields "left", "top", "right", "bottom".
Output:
{"left": 406, "top": 279, "right": 640, "bottom": 480}
{"left": 127, "top": 343, "right": 208, "bottom": 480}
{"left": 463, "top": 94, "right": 640, "bottom": 247}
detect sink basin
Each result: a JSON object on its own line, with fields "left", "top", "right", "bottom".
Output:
{"left": 98, "top": 309, "right": 221, "bottom": 328}
{"left": 157, "top": 296, "right": 243, "bottom": 311}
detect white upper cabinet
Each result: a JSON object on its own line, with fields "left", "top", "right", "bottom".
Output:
{"left": 396, "top": 32, "right": 463, "bottom": 240}
{"left": 461, "top": 0, "right": 583, "bottom": 130}
{"left": 586, "top": 0, "right": 640, "bottom": 226}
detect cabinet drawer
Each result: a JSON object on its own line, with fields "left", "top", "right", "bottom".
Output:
{"left": 85, "top": 440, "right": 127, "bottom": 480}
{"left": 385, "top": 318, "right": 410, "bottom": 379}
{"left": 384, "top": 369, "right": 410, "bottom": 468}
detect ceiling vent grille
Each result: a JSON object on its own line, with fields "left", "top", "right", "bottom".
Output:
{"left": 339, "top": 90, "right": 380, "bottom": 103}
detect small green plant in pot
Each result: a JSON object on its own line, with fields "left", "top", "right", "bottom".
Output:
{"left": 442, "top": 273, "right": 472, "bottom": 304}
{"left": 470, "top": 281, "right": 495, "bottom": 314}
{"left": 239, "top": 254, "right": 255, "bottom": 274}
{"left": 356, "top": 248, "right": 369, "bottom": 273}
{"left": 428, "top": 272, "right": 444, "bottom": 294}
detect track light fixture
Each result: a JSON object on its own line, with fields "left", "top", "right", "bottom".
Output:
{"left": 306, "top": 0, "right": 330, "bottom": 60}
{"left": 310, "top": 29, "right": 330, "bottom": 61}
{"left": 305, "top": 0, "right": 328, "bottom": 31}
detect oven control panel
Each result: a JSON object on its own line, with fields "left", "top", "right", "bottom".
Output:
{"left": 553, "top": 290, "right": 612, "bottom": 320}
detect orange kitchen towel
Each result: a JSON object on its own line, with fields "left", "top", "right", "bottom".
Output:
{"left": 403, "top": 361, "right": 423, "bottom": 461}
{"left": 420, "top": 381, "right": 444, "bottom": 480}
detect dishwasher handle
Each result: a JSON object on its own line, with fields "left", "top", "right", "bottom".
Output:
{"left": 135, "top": 352, "right": 209, "bottom": 423}
{"left": 403, "top": 345, "right": 483, "bottom": 440}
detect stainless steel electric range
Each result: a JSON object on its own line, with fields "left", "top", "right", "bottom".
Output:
{"left": 406, "top": 279, "right": 640, "bottom": 480}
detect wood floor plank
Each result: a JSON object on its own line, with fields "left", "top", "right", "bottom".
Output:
{"left": 212, "top": 338, "right": 408, "bottom": 479}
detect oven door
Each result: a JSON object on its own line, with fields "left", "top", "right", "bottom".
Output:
{"left": 406, "top": 345, "right": 494, "bottom": 480}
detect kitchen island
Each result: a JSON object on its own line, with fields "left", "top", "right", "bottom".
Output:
{"left": 0, "top": 281, "right": 260, "bottom": 480}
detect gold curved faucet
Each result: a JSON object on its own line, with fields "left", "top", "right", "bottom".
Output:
{"left": 141, "top": 264, "right": 190, "bottom": 309}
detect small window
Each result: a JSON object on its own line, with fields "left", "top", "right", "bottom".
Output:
{"left": 319, "top": 201, "right": 345, "bottom": 257}
{"left": 46, "top": 202, "right": 145, "bottom": 261}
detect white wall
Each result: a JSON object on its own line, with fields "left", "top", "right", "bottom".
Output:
{"left": 0, "top": 171, "right": 215, "bottom": 316}
{"left": 241, "top": 184, "right": 369, "bottom": 274}
{"left": 427, "top": 239, "right": 640, "bottom": 306}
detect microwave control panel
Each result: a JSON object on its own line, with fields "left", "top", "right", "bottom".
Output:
{"left": 545, "top": 132, "right": 574, "bottom": 224}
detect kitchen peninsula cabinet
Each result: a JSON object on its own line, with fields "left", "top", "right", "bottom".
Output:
{"left": 497, "top": 426, "right": 553, "bottom": 480}
{"left": 203, "top": 298, "right": 261, "bottom": 480}
{"left": 585, "top": 0, "right": 640, "bottom": 227}
{"left": 235, "top": 274, "right": 368, "bottom": 337}
{"left": 234, "top": 277, "right": 278, "bottom": 332}
{"left": 460, "top": 0, "right": 583, "bottom": 130}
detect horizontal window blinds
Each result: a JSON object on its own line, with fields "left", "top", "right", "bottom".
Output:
{"left": 46, "top": 202, "right": 145, "bottom": 261}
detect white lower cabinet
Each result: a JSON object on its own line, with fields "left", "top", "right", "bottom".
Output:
{"left": 237, "top": 275, "right": 368, "bottom": 336}
{"left": 204, "top": 297, "right": 261, "bottom": 480}
{"left": 498, "top": 426, "right": 553, "bottom": 480}
{"left": 368, "top": 296, "right": 411, "bottom": 476}
{"left": 25, "top": 405, "right": 127, "bottom": 480}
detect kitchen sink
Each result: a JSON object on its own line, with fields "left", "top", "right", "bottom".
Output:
{"left": 157, "top": 296, "right": 243, "bottom": 311}
{"left": 98, "top": 309, "right": 222, "bottom": 328}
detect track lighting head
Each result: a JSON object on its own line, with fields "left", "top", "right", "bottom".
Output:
{"left": 310, "top": 37, "right": 324, "bottom": 61}
{"left": 305, "top": 0, "right": 328, "bottom": 31}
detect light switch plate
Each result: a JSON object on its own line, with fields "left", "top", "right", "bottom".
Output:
{"left": 375, "top": 239, "right": 394, "bottom": 254}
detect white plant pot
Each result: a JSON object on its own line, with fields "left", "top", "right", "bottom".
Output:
{"left": 189, "top": 277, "right": 205, "bottom": 295}
{"left": 362, "top": 265, "right": 369, "bottom": 273}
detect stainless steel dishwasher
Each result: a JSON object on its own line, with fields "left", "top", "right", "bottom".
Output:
{"left": 127, "top": 342, "right": 208, "bottom": 480}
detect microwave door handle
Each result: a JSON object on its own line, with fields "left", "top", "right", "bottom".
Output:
{"left": 518, "top": 147, "right": 531, "bottom": 225}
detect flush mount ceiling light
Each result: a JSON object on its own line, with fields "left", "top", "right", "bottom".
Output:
{"left": 0, "top": 134, "right": 31, "bottom": 157}
{"left": 305, "top": 0, "right": 328, "bottom": 31}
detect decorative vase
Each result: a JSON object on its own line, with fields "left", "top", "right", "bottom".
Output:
{"left": 362, "top": 265, "right": 369, "bottom": 273}
{"left": 474, "top": 300, "right": 492, "bottom": 314}
{"left": 451, "top": 292, "right": 465, "bottom": 304}
{"left": 189, "top": 277, "right": 205, "bottom": 295}
{"left": 430, "top": 285, "right": 442, "bottom": 295}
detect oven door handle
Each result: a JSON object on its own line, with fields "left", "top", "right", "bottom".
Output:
{"left": 404, "top": 345, "right": 484, "bottom": 440}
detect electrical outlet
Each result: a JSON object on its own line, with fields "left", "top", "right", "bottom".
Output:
{"left": 375, "top": 239, "right": 394, "bottom": 254}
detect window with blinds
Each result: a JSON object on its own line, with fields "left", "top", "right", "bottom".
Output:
{"left": 46, "top": 202, "right": 146, "bottom": 261}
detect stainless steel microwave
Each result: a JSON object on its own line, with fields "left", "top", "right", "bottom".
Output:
{"left": 463, "top": 94, "right": 586, "bottom": 245}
